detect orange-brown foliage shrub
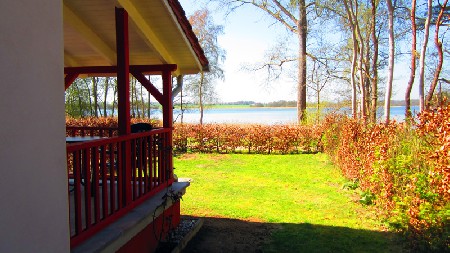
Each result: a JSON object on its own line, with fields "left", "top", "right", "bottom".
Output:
{"left": 416, "top": 106, "right": 450, "bottom": 202}
{"left": 172, "top": 123, "right": 322, "bottom": 154}
{"left": 322, "top": 109, "right": 450, "bottom": 251}
{"left": 66, "top": 117, "right": 159, "bottom": 128}
{"left": 66, "top": 114, "right": 449, "bottom": 250}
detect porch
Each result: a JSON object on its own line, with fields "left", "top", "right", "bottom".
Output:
{"left": 66, "top": 126, "right": 177, "bottom": 247}
{"left": 62, "top": 0, "right": 209, "bottom": 251}
{"left": 64, "top": 62, "right": 181, "bottom": 250}
{"left": 0, "top": 0, "right": 210, "bottom": 251}
{"left": 66, "top": 134, "right": 189, "bottom": 252}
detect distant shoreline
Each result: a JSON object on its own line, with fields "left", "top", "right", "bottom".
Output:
{"left": 187, "top": 99, "right": 421, "bottom": 110}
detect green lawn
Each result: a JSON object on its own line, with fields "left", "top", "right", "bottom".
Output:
{"left": 174, "top": 153, "right": 405, "bottom": 252}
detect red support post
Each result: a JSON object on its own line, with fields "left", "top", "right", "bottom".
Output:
{"left": 115, "top": 7, "right": 130, "bottom": 136}
{"left": 162, "top": 69, "right": 173, "bottom": 129}
{"left": 115, "top": 7, "right": 132, "bottom": 205}
{"left": 162, "top": 68, "right": 174, "bottom": 184}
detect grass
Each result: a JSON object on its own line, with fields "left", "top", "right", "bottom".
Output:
{"left": 174, "top": 153, "right": 405, "bottom": 252}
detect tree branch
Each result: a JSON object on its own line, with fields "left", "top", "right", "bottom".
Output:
{"left": 270, "top": 0, "right": 298, "bottom": 24}
{"left": 227, "top": 0, "right": 297, "bottom": 32}
{"left": 438, "top": 78, "right": 450, "bottom": 84}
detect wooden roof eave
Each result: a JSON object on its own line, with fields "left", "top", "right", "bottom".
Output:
{"left": 63, "top": 0, "right": 209, "bottom": 75}
{"left": 166, "top": 0, "right": 209, "bottom": 72}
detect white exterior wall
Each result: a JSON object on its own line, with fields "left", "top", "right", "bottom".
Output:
{"left": 0, "top": 1, "right": 69, "bottom": 252}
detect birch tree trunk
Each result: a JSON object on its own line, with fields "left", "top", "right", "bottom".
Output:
{"left": 135, "top": 78, "right": 140, "bottom": 118}
{"left": 130, "top": 78, "right": 136, "bottom": 118}
{"left": 371, "top": 0, "right": 379, "bottom": 123}
{"left": 75, "top": 84, "right": 84, "bottom": 117}
{"left": 364, "top": 35, "right": 371, "bottom": 120}
{"left": 112, "top": 79, "right": 117, "bottom": 116}
{"left": 316, "top": 86, "right": 320, "bottom": 124}
{"left": 419, "top": 0, "right": 432, "bottom": 112}
{"left": 172, "top": 75, "right": 184, "bottom": 102}
{"left": 147, "top": 75, "right": 151, "bottom": 118}
{"left": 425, "top": 0, "right": 448, "bottom": 108}
{"left": 92, "top": 77, "right": 99, "bottom": 117}
{"left": 297, "top": 0, "right": 307, "bottom": 124}
{"left": 384, "top": 0, "right": 395, "bottom": 124}
{"left": 405, "top": 0, "right": 417, "bottom": 119}
{"left": 351, "top": 0, "right": 367, "bottom": 121}
{"left": 199, "top": 72, "right": 205, "bottom": 125}
{"left": 103, "top": 77, "right": 109, "bottom": 117}
{"left": 140, "top": 84, "right": 145, "bottom": 118}
{"left": 84, "top": 79, "right": 93, "bottom": 116}
{"left": 148, "top": 90, "right": 151, "bottom": 118}
{"left": 343, "top": 0, "right": 358, "bottom": 119}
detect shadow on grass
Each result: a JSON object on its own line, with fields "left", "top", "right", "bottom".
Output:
{"left": 181, "top": 216, "right": 407, "bottom": 253}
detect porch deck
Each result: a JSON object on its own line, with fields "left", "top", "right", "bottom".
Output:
{"left": 66, "top": 126, "right": 178, "bottom": 248}
{"left": 68, "top": 179, "right": 165, "bottom": 237}
{"left": 71, "top": 181, "right": 189, "bottom": 253}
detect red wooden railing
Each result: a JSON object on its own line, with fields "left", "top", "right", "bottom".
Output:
{"left": 66, "top": 126, "right": 118, "bottom": 137}
{"left": 66, "top": 128, "right": 173, "bottom": 247}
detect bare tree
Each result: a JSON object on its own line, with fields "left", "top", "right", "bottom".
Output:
{"left": 419, "top": 0, "right": 433, "bottom": 112}
{"left": 297, "top": 0, "right": 308, "bottom": 123}
{"left": 215, "top": 0, "right": 309, "bottom": 123}
{"left": 139, "top": 83, "right": 145, "bottom": 118}
{"left": 317, "top": 0, "right": 401, "bottom": 123}
{"left": 384, "top": 0, "right": 395, "bottom": 124}
{"left": 65, "top": 78, "right": 91, "bottom": 117}
{"left": 405, "top": 0, "right": 417, "bottom": 119}
{"left": 370, "top": 0, "right": 379, "bottom": 123}
{"left": 426, "top": 0, "right": 448, "bottom": 108}
{"left": 91, "top": 77, "right": 99, "bottom": 117}
{"left": 103, "top": 77, "right": 110, "bottom": 117}
{"left": 308, "top": 59, "right": 331, "bottom": 123}
{"left": 172, "top": 75, "right": 184, "bottom": 102}
{"left": 130, "top": 77, "right": 136, "bottom": 118}
{"left": 343, "top": 0, "right": 359, "bottom": 119}
{"left": 112, "top": 78, "right": 118, "bottom": 116}
{"left": 185, "top": 8, "right": 225, "bottom": 124}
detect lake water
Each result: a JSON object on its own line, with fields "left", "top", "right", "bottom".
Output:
{"left": 161, "top": 106, "right": 420, "bottom": 124}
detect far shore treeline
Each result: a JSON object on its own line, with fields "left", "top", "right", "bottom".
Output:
{"left": 65, "top": 98, "right": 422, "bottom": 118}
{"left": 218, "top": 99, "right": 420, "bottom": 108}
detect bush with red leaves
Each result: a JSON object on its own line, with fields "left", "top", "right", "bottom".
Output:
{"left": 322, "top": 110, "right": 449, "bottom": 252}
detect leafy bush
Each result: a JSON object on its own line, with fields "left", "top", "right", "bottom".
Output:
{"left": 322, "top": 108, "right": 450, "bottom": 252}
{"left": 66, "top": 116, "right": 159, "bottom": 128}
{"left": 172, "top": 123, "right": 323, "bottom": 154}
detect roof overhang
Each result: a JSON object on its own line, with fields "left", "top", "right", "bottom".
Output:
{"left": 63, "top": 0, "right": 209, "bottom": 76}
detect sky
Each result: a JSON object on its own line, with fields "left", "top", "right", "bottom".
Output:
{"left": 178, "top": 0, "right": 419, "bottom": 103}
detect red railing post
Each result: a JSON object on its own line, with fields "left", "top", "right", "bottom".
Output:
{"left": 73, "top": 151, "right": 82, "bottom": 235}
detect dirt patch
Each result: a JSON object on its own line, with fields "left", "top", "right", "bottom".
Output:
{"left": 175, "top": 153, "right": 229, "bottom": 163}
{"left": 181, "top": 216, "right": 280, "bottom": 253}
{"left": 176, "top": 153, "right": 199, "bottom": 160}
